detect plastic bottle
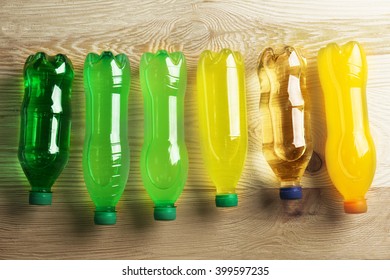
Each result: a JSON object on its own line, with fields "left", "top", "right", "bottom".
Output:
{"left": 140, "top": 50, "right": 188, "bottom": 221}
{"left": 317, "top": 41, "right": 376, "bottom": 213}
{"left": 197, "top": 49, "right": 248, "bottom": 207}
{"left": 18, "top": 52, "right": 74, "bottom": 205}
{"left": 257, "top": 46, "right": 313, "bottom": 200}
{"left": 83, "top": 51, "right": 130, "bottom": 225}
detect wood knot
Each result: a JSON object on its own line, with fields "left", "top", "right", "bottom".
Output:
{"left": 306, "top": 151, "right": 322, "bottom": 173}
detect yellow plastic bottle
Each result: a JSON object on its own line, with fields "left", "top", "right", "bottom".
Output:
{"left": 317, "top": 41, "right": 376, "bottom": 213}
{"left": 197, "top": 49, "right": 248, "bottom": 207}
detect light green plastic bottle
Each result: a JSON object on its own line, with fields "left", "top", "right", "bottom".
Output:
{"left": 83, "top": 51, "right": 130, "bottom": 225}
{"left": 140, "top": 50, "right": 188, "bottom": 221}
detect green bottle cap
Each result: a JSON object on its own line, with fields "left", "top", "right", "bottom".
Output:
{"left": 29, "top": 191, "right": 52, "bottom": 205}
{"left": 94, "top": 211, "right": 117, "bottom": 225}
{"left": 154, "top": 206, "right": 176, "bottom": 221}
{"left": 216, "top": 193, "right": 238, "bottom": 207}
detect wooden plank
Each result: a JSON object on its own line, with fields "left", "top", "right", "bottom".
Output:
{"left": 0, "top": 0, "right": 389, "bottom": 259}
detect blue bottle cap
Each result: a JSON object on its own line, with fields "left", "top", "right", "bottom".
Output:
{"left": 280, "top": 186, "right": 302, "bottom": 200}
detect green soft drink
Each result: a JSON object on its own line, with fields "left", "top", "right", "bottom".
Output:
{"left": 18, "top": 52, "right": 74, "bottom": 205}
{"left": 140, "top": 50, "right": 188, "bottom": 221}
{"left": 83, "top": 51, "right": 130, "bottom": 225}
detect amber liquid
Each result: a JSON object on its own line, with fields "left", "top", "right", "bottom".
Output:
{"left": 258, "top": 47, "right": 312, "bottom": 183}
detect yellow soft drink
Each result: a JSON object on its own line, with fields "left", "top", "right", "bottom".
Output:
{"left": 317, "top": 41, "right": 376, "bottom": 213}
{"left": 197, "top": 49, "right": 248, "bottom": 207}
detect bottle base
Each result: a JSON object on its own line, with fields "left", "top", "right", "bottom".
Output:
{"left": 344, "top": 199, "right": 367, "bottom": 214}
{"left": 215, "top": 193, "right": 238, "bottom": 207}
{"left": 29, "top": 191, "right": 52, "bottom": 205}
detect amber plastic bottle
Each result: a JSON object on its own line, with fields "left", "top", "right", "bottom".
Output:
{"left": 258, "top": 47, "right": 313, "bottom": 200}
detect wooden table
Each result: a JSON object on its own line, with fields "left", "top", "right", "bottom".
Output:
{"left": 1, "top": 0, "right": 389, "bottom": 259}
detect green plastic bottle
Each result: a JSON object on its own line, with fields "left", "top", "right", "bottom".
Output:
{"left": 83, "top": 51, "right": 130, "bottom": 225}
{"left": 18, "top": 52, "right": 74, "bottom": 205}
{"left": 140, "top": 50, "right": 188, "bottom": 221}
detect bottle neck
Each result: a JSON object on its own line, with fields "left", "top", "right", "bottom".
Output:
{"left": 280, "top": 180, "right": 301, "bottom": 188}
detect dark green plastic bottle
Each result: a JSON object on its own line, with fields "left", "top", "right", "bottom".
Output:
{"left": 18, "top": 52, "right": 74, "bottom": 205}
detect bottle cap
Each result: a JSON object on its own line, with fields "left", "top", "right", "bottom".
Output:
{"left": 154, "top": 206, "right": 176, "bottom": 221}
{"left": 344, "top": 199, "right": 367, "bottom": 214}
{"left": 94, "top": 211, "right": 117, "bottom": 225}
{"left": 29, "top": 191, "right": 52, "bottom": 205}
{"left": 279, "top": 186, "right": 302, "bottom": 200}
{"left": 215, "top": 193, "right": 238, "bottom": 207}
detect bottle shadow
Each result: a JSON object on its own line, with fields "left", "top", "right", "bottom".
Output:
{"left": 305, "top": 56, "right": 345, "bottom": 222}
{"left": 182, "top": 60, "right": 220, "bottom": 221}
{"left": 0, "top": 73, "right": 32, "bottom": 221}
{"left": 122, "top": 63, "right": 156, "bottom": 231}
{"left": 59, "top": 68, "right": 96, "bottom": 236}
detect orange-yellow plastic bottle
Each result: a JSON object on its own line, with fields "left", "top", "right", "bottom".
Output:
{"left": 317, "top": 41, "right": 376, "bottom": 213}
{"left": 197, "top": 49, "right": 248, "bottom": 207}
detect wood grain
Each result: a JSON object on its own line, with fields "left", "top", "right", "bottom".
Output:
{"left": 1, "top": 0, "right": 390, "bottom": 259}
